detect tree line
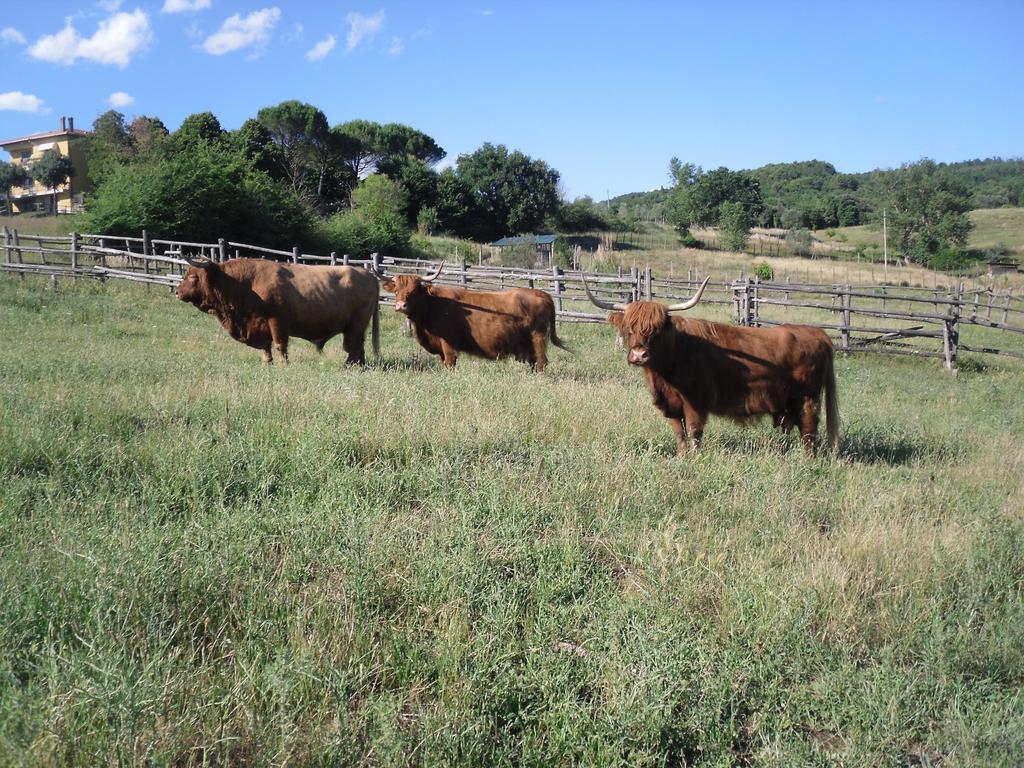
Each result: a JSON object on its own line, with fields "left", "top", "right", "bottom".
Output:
{"left": 0, "top": 102, "right": 625, "bottom": 255}
{"left": 615, "top": 156, "right": 1021, "bottom": 268}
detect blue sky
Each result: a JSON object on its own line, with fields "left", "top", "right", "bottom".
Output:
{"left": 1, "top": 1, "right": 1021, "bottom": 200}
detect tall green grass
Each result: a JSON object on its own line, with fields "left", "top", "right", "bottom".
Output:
{"left": 1, "top": 277, "right": 1022, "bottom": 765}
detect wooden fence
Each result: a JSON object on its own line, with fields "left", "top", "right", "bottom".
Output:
{"left": 3, "top": 227, "right": 1024, "bottom": 372}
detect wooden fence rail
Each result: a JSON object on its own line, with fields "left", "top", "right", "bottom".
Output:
{"left": 3, "top": 228, "right": 1024, "bottom": 372}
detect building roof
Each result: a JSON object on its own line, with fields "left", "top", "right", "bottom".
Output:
{"left": 0, "top": 128, "right": 91, "bottom": 149}
{"left": 490, "top": 234, "right": 558, "bottom": 247}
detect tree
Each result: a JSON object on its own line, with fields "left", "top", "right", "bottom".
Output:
{"left": 435, "top": 168, "right": 478, "bottom": 237}
{"left": 667, "top": 164, "right": 764, "bottom": 231}
{"left": 83, "top": 110, "right": 133, "bottom": 187}
{"left": 128, "top": 116, "right": 169, "bottom": 158}
{"left": 31, "top": 149, "right": 75, "bottom": 215}
{"left": 380, "top": 157, "right": 438, "bottom": 224}
{"left": 718, "top": 201, "right": 751, "bottom": 252}
{"left": 453, "top": 143, "right": 561, "bottom": 241}
{"left": 230, "top": 118, "right": 283, "bottom": 178}
{"left": 170, "top": 111, "right": 225, "bottom": 151}
{"left": 257, "top": 100, "right": 345, "bottom": 212}
{"left": 78, "top": 145, "right": 310, "bottom": 248}
{"left": 0, "top": 160, "right": 30, "bottom": 213}
{"left": 883, "top": 159, "right": 973, "bottom": 265}
{"left": 335, "top": 120, "right": 446, "bottom": 182}
{"left": 351, "top": 174, "right": 408, "bottom": 221}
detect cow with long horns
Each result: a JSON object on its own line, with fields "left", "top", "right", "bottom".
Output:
{"left": 380, "top": 262, "right": 569, "bottom": 370}
{"left": 175, "top": 257, "right": 380, "bottom": 365}
{"left": 585, "top": 277, "right": 839, "bottom": 454}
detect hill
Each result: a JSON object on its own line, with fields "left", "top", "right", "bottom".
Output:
{"left": 609, "top": 157, "right": 1024, "bottom": 230}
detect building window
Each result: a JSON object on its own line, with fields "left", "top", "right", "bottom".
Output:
{"left": 21, "top": 150, "right": 31, "bottom": 161}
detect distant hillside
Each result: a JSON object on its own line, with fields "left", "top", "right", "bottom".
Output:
{"left": 609, "top": 157, "right": 1024, "bottom": 230}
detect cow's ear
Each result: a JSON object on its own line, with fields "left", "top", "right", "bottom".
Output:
{"left": 381, "top": 279, "right": 396, "bottom": 293}
{"left": 608, "top": 313, "right": 623, "bottom": 330}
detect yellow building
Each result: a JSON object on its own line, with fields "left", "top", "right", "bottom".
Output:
{"left": 1, "top": 116, "right": 92, "bottom": 214}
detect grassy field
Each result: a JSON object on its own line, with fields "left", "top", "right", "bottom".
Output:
{"left": 814, "top": 208, "right": 1024, "bottom": 264}
{"left": 1, "top": 276, "right": 1023, "bottom": 766}
{"left": 0, "top": 213, "right": 79, "bottom": 238}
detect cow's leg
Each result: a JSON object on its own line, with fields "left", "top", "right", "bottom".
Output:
{"left": 799, "top": 396, "right": 821, "bottom": 454}
{"left": 439, "top": 341, "right": 458, "bottom": 368}
{"left": 342, "top": 328, "right": 367, "bottom": 366}
{"left": 531, "top": 333, "right": 548, "bottom": 372}
{"left": 261, "top": 347, "right": 273, "bottom": 365}
{"left": 666, "top": 417, "right": 688, "bottom": 456}
{"left": 268, "top": 318, "right": 288, "bottom": 365}
{"left": 681, "top": 401, "right": 706, "bottom": 452}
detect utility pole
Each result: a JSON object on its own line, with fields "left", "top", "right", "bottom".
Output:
{"left": 882, "top": 207, "right": 888, "bottom": 280}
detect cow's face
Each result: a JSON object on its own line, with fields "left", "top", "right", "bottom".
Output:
{"left": 615, "top": 302, "right": 670, "bottom": 367}
{"left": 176, "top": 263, "right": 217, "bottom": 307}
{"left": 381, "top": 274, "right": 429, "bottom": 314}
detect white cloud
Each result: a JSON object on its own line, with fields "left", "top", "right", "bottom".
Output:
{"left": 0, "top": 91, "right": 47, "bottom": 114}
{"left": 410, "top": 26, "right": 431, "bottom": 41}
{"left": 184, "top": 21, "right": 203, "bottom": 40}
{"left": 387, "top": 35, "right": 403, "bottom": 56}
{"left": 203, "top": 7, "right": 280, "bottom": 56}
{"left": 345, "top": 10, "right": 384, "bottom": 53}
{"left": 875, "top": 93, "right": 888, "bottom": 104}
{"left": 1, "top": 27, "right": 26, "bottom": 45}
{"left": 108, "top": 91, "right": 135, "bottom": 107}
{"left": 29, "top": 10, "right": 152, "bottom": 68}
{"left": 98, "top": 0, "right": 125, "bottom": 11}
{"left": 305, "top": 34, "right": 335, "bottom": 61}
{"left": 162, "top": 0, "right": 212, "bottom": 13}
{"left": 283, "top": 22, "right": 304, "bottom": 44}
{"left": 480, "top": 9, "right": 494, "bottom": 16}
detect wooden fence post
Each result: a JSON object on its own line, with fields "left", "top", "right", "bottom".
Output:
{"left": 330, "top": 251, "right": 337, "bottom": 266}
{"left": 292, "top": 246, "right": 299, "bottom": 265}
{"left": 2, "top": 225, "right": 9, "bottom": 266}
{"left": 841, "top": 285, "right": 852, "bottom": 353}
{"left": 752, "top": 276, "right": 760, "bottom": 327}
{"left": 552, "top": 265, "right": 563, "bottom": 312}
{"left": 70, "top": 231, "right": 78, "bottom": 272}
{"left": 645, "top": 265, "right": 653, "bottom": 300}
{"left": 218, "top": 238, "right": 228, "bottom": 264}
{"left": 12, "top": 229, "right": 23, "bottom": 280}
{"left": 343, "top": 253, "right": 350, "bottom": 266}
{"left": 461, "top": 257, "right": 468, "bottom": 287}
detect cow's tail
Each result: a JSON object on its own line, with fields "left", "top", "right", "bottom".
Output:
{"left": 548, "top": 301, "right": 571, "bottom": 352}
{"left": 824, "top": 351, "right": 840, "bottom": 455}
{"left": 371, "top": 294, "right": 381, "bottom": 357}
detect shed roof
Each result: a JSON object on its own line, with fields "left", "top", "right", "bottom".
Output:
{"left": 490, "top": 234, "right": 558, "bottom": 247}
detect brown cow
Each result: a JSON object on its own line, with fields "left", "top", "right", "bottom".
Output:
{"left": 586, "top": 277, "right": 839, "bottom": 454}
{"left": 380, "top": 262, "right": 568, "bottom": 370}
{"left": 175, "top": 257, "right": 380, "bottom": 365}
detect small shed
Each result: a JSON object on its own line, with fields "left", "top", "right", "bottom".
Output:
{"left": 987, "top": 260, "right": 1020, "bottom": 277}
{"left": 490, "top": 234, "right": 558, "bottom": 267}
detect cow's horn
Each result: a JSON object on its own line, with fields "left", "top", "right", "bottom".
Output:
{"left": 666, "top": 276, "right": 710, "bottom": 313}
{"left": 421, "top": 261, "right": 444, "bottom": 282}
{"left": 582, "top": 275, "right": 628, "bottom": 312}
{"left": 184, "top": 255, "right": 216, "bottom": 269}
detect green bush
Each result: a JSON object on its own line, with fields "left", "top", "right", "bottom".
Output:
{"left": 718, "top": 201, "right": 751, "bottom": 252}
{"left": 316, "top": 210, "right": 410, "bottom": 257}
{"left": 78, "top": 146, "right": 310, "bottom": 249}
{"left": 753, "top": 262, "right": 774, "bottom": 281}
{"left": 680, "top": 232, "right": 703, "bottom": 249}
{"left": 786, "top": 228, "right": 814, "bottom": 258}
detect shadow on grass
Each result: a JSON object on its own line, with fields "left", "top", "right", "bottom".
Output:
{"left": 633, "top": 421, "right": 960, "bottom": 467}
{"left": 364, "top": 356, "right": 438, "bottom": 373}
